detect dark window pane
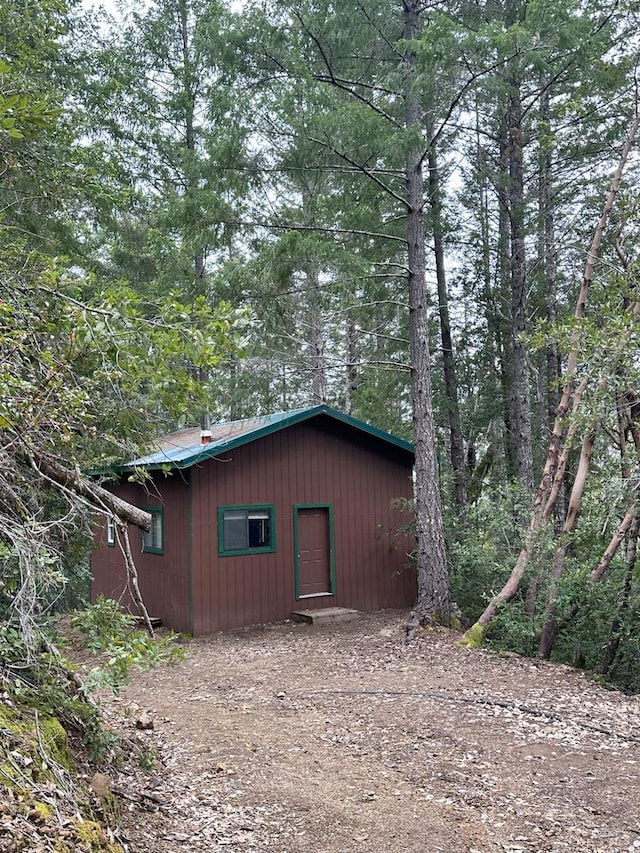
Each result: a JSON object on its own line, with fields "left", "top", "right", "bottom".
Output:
{"left": 248, "top": 516, "right": 269, "bottom": 547}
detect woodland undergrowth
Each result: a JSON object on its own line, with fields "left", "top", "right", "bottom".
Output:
{"left": 0, "top": 598, "right": 185, "bottom": 852}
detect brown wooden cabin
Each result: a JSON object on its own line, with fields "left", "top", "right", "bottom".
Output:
{"left": 91, "top": 405, "right": 416, "bottom": 635}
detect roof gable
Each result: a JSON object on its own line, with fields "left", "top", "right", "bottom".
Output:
{"left": 121, "top": 406, "right": 413, "bottom": 472}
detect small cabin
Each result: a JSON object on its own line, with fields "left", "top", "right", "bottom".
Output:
{"left": 91, "top": 405, "right": 416, "bottom": 634}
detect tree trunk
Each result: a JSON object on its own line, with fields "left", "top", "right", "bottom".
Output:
{"left": 600, "top": 382, "right": 640, "bottom": 676}
{"left": 538, "top": 301, "right": 640, "bottom": 657}
{"left": 601, "top": 514, "right": 639, "bottom": 679}
{"left": 497, "top": 115, "right": 515, "bottom": 480}
{"left": 403, "top": 0, "right": 451, "bottom": 626}
{"left": 344, "top": 317, "right": 358, "bottom": 414}
{"left": 473, "top": 102, "right": 503, "bottom": 496}
{"left": 300, "top": 174, "right": 327, "bottom": 405}
{"left": 179, "top": 0, "right": 207, "bottom": 296}
{"left": 539, "top": 80, "right": 561, "bottom": 442}
{"left": 307, "top": 261, "right": 326, "bottom": 405}
{"left": 506, "top": 80, "right": 534, "bottom": 491}
{"left": 538, "top": 423, "right": 598, "bottom": 658}
{"left": 427, "top": 136, "right": 467, "bottom": 515}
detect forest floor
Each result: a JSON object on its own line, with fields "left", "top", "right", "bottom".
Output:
{"left": 101, "top": 610, "right": 640, "bottom": 853}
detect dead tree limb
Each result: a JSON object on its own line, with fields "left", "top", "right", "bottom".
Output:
{"left": 116, "top": 522, "right": 155, "bottom": 638}
{"left": 34, "top": 454, "right": 151, "bottom": 531}
{"left": 33, "top": 453, "right": 155, "bottom": 635}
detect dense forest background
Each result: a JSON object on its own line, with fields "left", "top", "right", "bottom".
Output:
{"left": 3, "top": 0, "right": 640, "bottom": 693}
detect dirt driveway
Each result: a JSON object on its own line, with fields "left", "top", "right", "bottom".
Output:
{"left": 109, "top": 611, "right": 640, "bottom": 853}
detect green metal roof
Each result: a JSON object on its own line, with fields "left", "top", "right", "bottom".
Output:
{"left": 119, "top": 405, "right": 413, "bottom": 472}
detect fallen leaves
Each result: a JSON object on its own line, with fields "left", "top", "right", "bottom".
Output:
{"left": 93, "top": 613, "right": 640, "bottom": 852}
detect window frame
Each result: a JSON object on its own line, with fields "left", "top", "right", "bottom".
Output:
{"left": 218, "top": 504, "right": 276, "bottom": 557}
{"left": 106, "top": 515, "right": 116, "bottom": 547}
{"left": 142, "top": 505, "right": 164, "bottom": 555}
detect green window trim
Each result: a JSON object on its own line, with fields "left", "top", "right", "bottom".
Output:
{"left": 106, "top": 516, "right": 116, "bottom": 547}
{"left": 142, "top": 505, "right": 164, "bottom": 555}
{"left": 293, "top": 503, "right": 336, "bottom": 600}
{"left": 218, "top": 504, "right": 276, "bottom": 556}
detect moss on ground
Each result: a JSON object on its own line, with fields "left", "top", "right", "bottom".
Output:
{"left": 72, "top": 818, "right": 122, "bottom": 852}
{"left": 33, "top": 800, "right": 54, "bottom": 819}
{"left": 0, "top": 698, "right": 123, "bottom": 853}
{"left": 37, "top": 714, "right": 70, "bottom": 769}
{"left": 0, "top": 701, "right": 70, "bottom": 787}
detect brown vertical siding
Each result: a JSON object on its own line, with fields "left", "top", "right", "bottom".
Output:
{"left": 91, "top": 474, "right": 192, "bottom": 633}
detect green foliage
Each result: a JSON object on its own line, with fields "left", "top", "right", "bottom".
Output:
{"left": 0, "top": 74, "right": 57, "bottom": 138}
{"left": 483, "top": 602, "right": 539, "bottom": 658}
{"left": 2, "top": 594, "right": 187, "bottom": 765}
{"left": 449, "top": 471, "right": 640, "bottom": 692}
{"left": 70, "top": 597, "right": 186, "bottom": 696}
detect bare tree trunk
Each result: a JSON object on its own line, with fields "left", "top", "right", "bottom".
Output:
{"left": 538, "top": 423, "right": 598, "bottom": 658}
{"left": 542, "top": 377, "right": 588, "bottom": 521}
{"left": 307, "top": 262, "right": 326, "bottom": 405}
{"left": 539, "top": 81, "right": 561, "bottom": 441}
{"left": 178, "top": 0, "right": 207, "bottom": 297}
{"left": 461, "top": 114, "right": 640, "bottom": 647}
{"left": 497, "top": 117, "right": 516, "bottom": 479}
{"left": 548, "top": 390, "right": 640, "bottom": 638}
{"left": 403, "top": 0, "right": 451, "bottom": 627}
{"left": 599, "top": 382, "right": 640, "bottom": 675}
{"left": 538, "top": 300, "right": 640, "bottom": 654}
{"left": 601, "top": 514, "right": 639, "bottom": 679}
{"left": 590, "top": 509, "right": 636, "bottom": 583}
{"left": 549, "top": 391, "right": 640, "bottom": 638}
{"left": 299, "top": 173, "right": 327, "bottom": 405}
{"left": 344, "top": 317, "right": 358, "bottom": 414}
{"left": 473, "top": 104, "right": 503, "bottom": 496}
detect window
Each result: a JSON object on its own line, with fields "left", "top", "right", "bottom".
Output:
{"left": 106, "top": 516, "right": 116, "bottom": 547}
{"left": 218, "top": 505, "right": 276, "bottom": 556}
{"left": 142, "top": 506, "right": 164, "bottom": 554}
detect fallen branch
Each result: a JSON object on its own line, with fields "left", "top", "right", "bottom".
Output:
{"left": 116, "top": 522, "right": 155, "bottom": 638}
{"left": 34, "top": 454, "right": 151, "bottom": 531}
